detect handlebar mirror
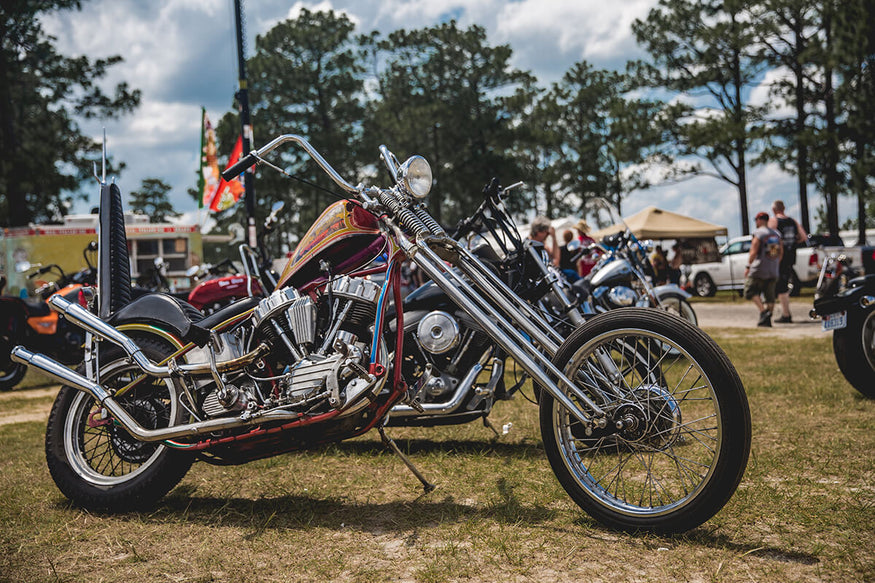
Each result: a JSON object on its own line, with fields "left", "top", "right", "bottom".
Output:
{"left": 14, "top": 261, "right": 32, "bottom": 273}
{"left": 399, "top": 155, "right": 432, "bottom": 199}
{"left": 271, "top": 201, "right": 284, "bottom": 214}
{"left": 185, "top": 265, "right": 201, "bottom": 277}
{"left": 566, "top": 239, "right": 582, "bottom": 252}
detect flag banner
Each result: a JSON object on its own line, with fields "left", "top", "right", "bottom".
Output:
{"left": 209, "top": 135, "right": 245, "bottom": 212}
{"left": 200, "top": 109, "right": 220, "bottom": 209}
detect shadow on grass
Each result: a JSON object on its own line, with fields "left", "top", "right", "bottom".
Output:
{"left": 324, "top": 437, "right": 545, "bottom": 460}
{"left": 577, "top": 521, "right": 822, "bottom": 566}
{"left": 79, "top": 476, "right": 559, "bottom": 534}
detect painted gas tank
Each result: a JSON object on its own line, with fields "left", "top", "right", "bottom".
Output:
{"left": 589, "top": 258, "right": 634, "bottom": 288}
{"left": 278, "top": 200, "right": 383, "bottom": 289}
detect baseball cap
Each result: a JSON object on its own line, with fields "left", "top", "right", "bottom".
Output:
{"left": 755, "top": 212, "right": 769, "bottom": 221}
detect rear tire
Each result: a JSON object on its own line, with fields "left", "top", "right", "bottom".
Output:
{"left": 833, "top": 308, "right": 875, "bottom": 398}
{"left": 539, "top": 308, "right": 750, "bottom": 533}
{"left": 45, "top": 337, "right": 193, "bottom": 511}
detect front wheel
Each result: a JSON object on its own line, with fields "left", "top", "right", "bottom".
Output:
{"left": 45, "top": 337, "right": 194, "bottom": 511}
{"left": 833, "top": 308, "right": 875, "bottom": 398}
{"left": 539, "top": 308, "right": 751, "bottom": 533}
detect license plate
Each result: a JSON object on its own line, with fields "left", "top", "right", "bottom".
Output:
{"left": 822, "top": 311, "right": 847, "bottom": 331}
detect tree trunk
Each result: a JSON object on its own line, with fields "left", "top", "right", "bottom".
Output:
{"left": 824, "top": 9, "right": 840, "bottom": 236}
{"left": 794, "top": 27, "right": 811, "bottom": 234}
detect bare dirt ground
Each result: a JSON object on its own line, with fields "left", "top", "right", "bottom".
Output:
{"left": 693, "top": 300, "right": 825, "bottom": 339}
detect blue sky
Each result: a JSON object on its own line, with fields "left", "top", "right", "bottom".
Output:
{"left": 43, "top": 0, "right": 828, "bottom": 238}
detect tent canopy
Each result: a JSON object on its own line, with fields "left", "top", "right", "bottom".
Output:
{"left": 591, "top": 206, "right": 728, "bottom": 240}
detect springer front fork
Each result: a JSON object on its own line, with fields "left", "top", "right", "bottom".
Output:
{"left": 403, "top": 234, "right": 607, "bottom": 429}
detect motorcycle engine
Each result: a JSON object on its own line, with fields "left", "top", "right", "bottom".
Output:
{"left": 199, "top": 276, "right": 386, "bottom": 419}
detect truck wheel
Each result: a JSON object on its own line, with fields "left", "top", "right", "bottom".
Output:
{"left": 693, "top": 274, "right": 716, "bottom": 297}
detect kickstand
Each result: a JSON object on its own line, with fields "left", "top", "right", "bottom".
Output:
{"left": 378, "top": 426, "right": 436, "bottom": 494}
{"left": 483, "top": 416, "right": 501, "bottom": 439}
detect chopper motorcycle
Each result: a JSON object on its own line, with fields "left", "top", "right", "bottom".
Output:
{"left": 11, "top": 135, "right": 750, "bottom": 533}
{"left": 0, "top": 242, "right": 98, "bottom": 390}
{"left": 811, "top": 274, "right": 875, "bottom": 398}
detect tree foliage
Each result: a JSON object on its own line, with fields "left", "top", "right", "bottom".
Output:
{"left": 366, "top": 21, "right": 535, "bottom": 225}
{"left": 129, "top": 178, "right": 180, "bottom": 223}
{"left": 0, "top": 0, "right": 140, "bottom": 227}
{"left": 632, "top": 0, "right": 767, "bottom": 235}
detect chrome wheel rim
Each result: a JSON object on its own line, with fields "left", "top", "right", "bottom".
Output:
{"left": 553, "top": 329, "right": 722, "bottom": 517}
{"left": 63, "top": 360, "right": 178, "bottom": 487}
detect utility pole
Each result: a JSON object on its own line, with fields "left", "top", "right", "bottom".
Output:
{"left": 233, "top": 0, "right": 256, "bottom": 247}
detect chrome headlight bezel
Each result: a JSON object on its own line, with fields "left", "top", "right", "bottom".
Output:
{"left": 399, "top": 155, "right": 432, "bottom": 199}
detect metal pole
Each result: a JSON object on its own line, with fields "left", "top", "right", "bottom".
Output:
{"left": 233, "top": 0, "right": 257, "bottom": 247}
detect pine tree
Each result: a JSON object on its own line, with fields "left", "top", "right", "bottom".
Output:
{"left": 129, "top": 178, "right": 180, "bottom": 223}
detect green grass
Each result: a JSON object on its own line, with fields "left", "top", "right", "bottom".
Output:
{"left": 1, "top": 330, "right": 873, "bottom": 582}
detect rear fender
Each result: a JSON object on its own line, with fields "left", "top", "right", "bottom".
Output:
{"left": 653, "top": 283, "right": 692, "bottom": 300}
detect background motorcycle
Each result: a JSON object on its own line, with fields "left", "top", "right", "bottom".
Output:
{"left": 574, "top": 199, "right": 697, "bottom": 326}
{"left": 13, "top": 135, "right": 750, "bottom": 533}
{"left": 814, "top": 252, "right": 860, "bottom": 300}
{"left": 0, "top": 242, "right": 97, "bottom": 389}
{"left": 134, "top": 201, "right": 284, "bottom": 313}
{"left": 811, "top": 274, "right": 875, "bottom": 398}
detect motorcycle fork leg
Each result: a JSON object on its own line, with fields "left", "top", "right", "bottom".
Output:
{"left": 378, "top": 426, "right": 436, "bottom": 494}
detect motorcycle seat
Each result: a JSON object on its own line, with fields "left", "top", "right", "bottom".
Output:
{"left": 23, "top": 298, "right": 51, "bottom": 318}
{"left": 108, "top": 293, "right": 211, "bottom": 347}
{"left": 198, "top": 296, "right": 261, "bottom": 330}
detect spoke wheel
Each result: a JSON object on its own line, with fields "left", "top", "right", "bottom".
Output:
{"left": 540, "top": 308, "right": 750, "bottom": 533}
{"left": 45, "top": 337, "right": 193, "bottom": 510}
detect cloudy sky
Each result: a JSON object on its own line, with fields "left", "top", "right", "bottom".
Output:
{"left": 43, "top": 0, "right": 820, "bottom": 238}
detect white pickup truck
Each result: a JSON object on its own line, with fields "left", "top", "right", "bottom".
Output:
{"left": 685, "top": 236, "right": 821, "bottom": 297}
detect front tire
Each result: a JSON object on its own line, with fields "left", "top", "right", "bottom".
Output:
{"left": 539, "top": 308, "right": 750, "bottom": 533}
{"left": 833, "top": 308, "right": 875, "bottom": 398}
{"left": 45, "top": 337, "right": 193, "bottom": 511}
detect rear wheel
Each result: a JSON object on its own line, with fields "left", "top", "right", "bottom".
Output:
{"left": 539, "top": 308, "right": 750, "bottom": 533}
{"left": 45, "top": 337, "right": 193, "bottom": 511}
{"left": 833, "top": 308, "right": 875, "bottom": 398}
{"left": 0, "top": 326, "right": 27, "bottom": 390}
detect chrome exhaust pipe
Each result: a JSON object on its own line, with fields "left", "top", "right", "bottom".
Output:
{"left": 390, "top": 361, "right": 483, "bottom": 417}
{"left": 10, "top": 346, "right": 299, "bottom": 443}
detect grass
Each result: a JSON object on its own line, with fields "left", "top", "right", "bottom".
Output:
{"left": 1, "top": 329, "right": 873, "bottom": 582}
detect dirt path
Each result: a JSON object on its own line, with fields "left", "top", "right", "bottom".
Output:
{"left": 0, "top": 386, "right": 58, "bottom": 427}
{"left": 693, "top": 301, "right": 826, "bottom": 339}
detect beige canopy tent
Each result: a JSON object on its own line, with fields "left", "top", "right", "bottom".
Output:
{"left": 591, "top": 206, "right": 728, "bottom": 240}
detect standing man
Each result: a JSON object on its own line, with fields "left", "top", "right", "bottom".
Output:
{"left": 768, "top": 200, "right": 808, "bottom": 323}
{"left": 745, "top": 212, "right": 783, "bottom": 327}
{"left": 528, "top": 216, "right": 560, "bottom": 266}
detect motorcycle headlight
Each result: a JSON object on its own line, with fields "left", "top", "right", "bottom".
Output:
{"left": 399, "top": 155, "right": 432, "bottom": 199}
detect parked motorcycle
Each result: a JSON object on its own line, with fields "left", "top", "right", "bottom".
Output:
{"left": 575, "top": 199, "right": 697, "bottom": 326}
{"left": 811, "top": 274, "right": 875, "bottom": 398}
{"left": 814, "top": 252, "right": 860, "bottom": 300}
{"left": 0, "top": 242, "right": 98, "bottom": 389}
{"left": 12, "top": 135, "right": 750, "bottom": 533}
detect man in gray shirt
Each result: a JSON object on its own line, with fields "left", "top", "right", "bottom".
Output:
{"left": 744, "top": 212, "right": 784, "bottom": 327}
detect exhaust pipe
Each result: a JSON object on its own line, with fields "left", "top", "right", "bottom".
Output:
{"left": 10, "top": 346, "right": 299, "bottom": 443}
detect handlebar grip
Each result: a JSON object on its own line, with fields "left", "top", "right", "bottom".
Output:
{"left": 221, "top": 152, "right": 258, "bottom": 181}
